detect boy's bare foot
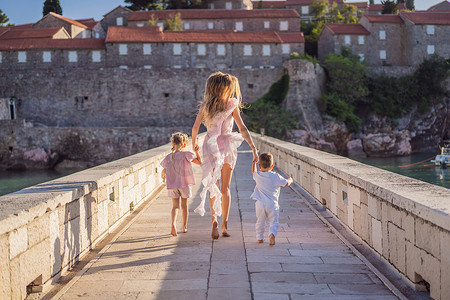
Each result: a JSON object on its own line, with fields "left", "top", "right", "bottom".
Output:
{"left": 171, "top": 225, "right": 177, "bottom": 237}
{"left": 269, "top": 233, "right": 275, "bottom": 246}
{"left": 211, "top": 220, "right": 219, "bottom": 240}
{"left": 257, "top": 239, "right": 264, "bottom": 244}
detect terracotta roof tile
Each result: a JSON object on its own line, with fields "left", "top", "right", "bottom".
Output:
{"left": 325, "top": 23, "right": 370, "bottom": 34}
{"left": 76, "top": 18, "right": 100, "bottom": 29}
{"left": 106, "top": 27, "right": 304, "bottom": 43}
{"left": 5, "top": 24, "right": 34, "bottom": 30}
{"left": 363, "top": 14, "right": 404, "bottom": 23}
{"left": 285, "top": 0, "right": 343, "bottom": 5}
{"left": 368, "top": 3, "right": 406, "bottom": 11}
{"left": 0, "top": 28, "right": 70, "bottom": 40}
{"left": 47, "top": 12, "right": 88, "bottom": 29}
{"left": 128, "top": 9, "right": 299, "bottom": 21}
{"left": 0, "top": 38, "right": 105, "bottom": 50}
{"left": 401, "top": 11, "right": 450, "bottom": 25}
{"left": 347, "top": 2, "right": 369, "bottom": 9}
{"left": 251, "top": 1, "right": 286, "bottom": 8}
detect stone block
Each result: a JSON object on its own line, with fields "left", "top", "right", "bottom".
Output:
{"left": 360, "top": 203, "right": 369, "bottom": 243}
{"left": 9, "top": 258, "right": 24, "bottom": 300}
{"left": 353, "top": 204, "right": 362, "bottom": 237}
{"left": 368, "top": 195, "right": 381, "bottom": 220}
{"left": 65, "top": 200, "right": 81, "bottom": 222}
{"left": 49, "top": 210, "right": 62, "bottom": 277}
{"left": 319, "top": 176, "right": 331, "bottom": 207}
{"left": 97, "top": 200, "right": 109, "bottom": 235}
{"left": 9, "top": 226, "right": 27, "bottom": 259}
{"left": 27, "top": 213, "right": 50, "bottom": 248}
{"left": 108, "top": 201, "right": 119, "bottom": 227}
{"left": 98, "top": 186, "right": 108, "bottom": 203}
{"left": 0, "top": 234, "right": 11, "bottom": 299}
{"left": 371, "top": 218, "right": 382, "bottom": 254}
{"left": 387, "top": 222, "right": 406, "bottom": 274}
{"left": 440, "top": 230, "right": 450, "bottom": 300}
{"left": 330, "top": 192, "right": 337, "bottom": 215}
{"left": 403, "top": 213, "right": 414, "bottom": 242}
{"left": 138, "top": 168, "right": 146, "bottom": 185}
{"left": 348, "top": 184, "right": 360, "bottom": 207}
{"left": 20, "top": 239, "right": 52, "bottom": 292}
{"left": 415, "top": 218, "right": 440, "bottom": 260}
{"left": 331, "top": 176, "right": 337, "bottom": 194}
{"left": 360, "top": 190, "right": 368, "bottom": 205}
{"left": 61, "top": 216, "right": 81, "bottom": 269}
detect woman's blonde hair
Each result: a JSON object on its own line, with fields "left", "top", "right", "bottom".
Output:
{"left": 170, "top": 132, "right": 189, "bottom": 159}
{"left": 201, "top": 72, "right": 243, "bottom": 126}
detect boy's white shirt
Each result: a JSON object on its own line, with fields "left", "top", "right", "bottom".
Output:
{"left": 251, "top": 169, "right": 288, "bottom": 209}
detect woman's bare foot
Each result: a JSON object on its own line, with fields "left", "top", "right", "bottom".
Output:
{"left": 221, "top": 221, "right": 230, "bottom": 237}
{"left": 257, "top": 239, "right": 264, "bottom": 244}
{"left": 211, "top": 219, "right": 219, "bottom": 240}
{"left": 182, "top": 227, "right": 188, "bottom": 233}
{"left": 269, "top": 233, "right": 275, "bottom": 246}
{"left": 171, "top": 225, "right": 177, "bottom": 237}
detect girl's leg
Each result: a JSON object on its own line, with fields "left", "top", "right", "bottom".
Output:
{"left": 209, "top": 180, "right": 220, "bottom": 239}
{"left": 221, "top": 163, "right": 233, "bottom": 236}
{"left": 181, "top": 197, "right": 188, "bottom": 233}
{"left": 171, "top": 198, "right": 180, "bottom": 236}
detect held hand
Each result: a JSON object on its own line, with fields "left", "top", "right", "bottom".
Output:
{"left": 193, "top": 144, "right": 200, "bottom": 152}
{"left": 161, "top": 169, "right": 166, "bottom": 180}
{"left": 252, "top": 149, "right": 259, "bottom": 163}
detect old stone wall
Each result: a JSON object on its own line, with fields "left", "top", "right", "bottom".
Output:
{"left": 0, "top": 68, "right": 284, "bottom": 127}
{"left": 253, "top": 133, "right": 450, "bottom": 300}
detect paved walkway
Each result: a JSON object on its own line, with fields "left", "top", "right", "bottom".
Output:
{"left": 56, "top": 146, "right": 397, "bottom": 300}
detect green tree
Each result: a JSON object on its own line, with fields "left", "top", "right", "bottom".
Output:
{"left": 340, "top": 4, "right": 359, "bottom": 23}
{"left": 43, "top": 0, "right": 62, "bottom": 16}
{"left": 125, "top": 0, "right": 163, "bottom": 11}
{"left": 405, "top": 0, "right": 415, "bottom": 10}
{"left": 164, "top": 13, "right": 183, "bottom": 31}
{"left": 381, "top": 0, "right": 398, "bottom": 14}
{"left": 311, "top": 0, "right": 328, "bottom": 21}
{"left": 369, "top": 0, "right": 374, "bottom": 3}
{"left": 0, "top": 9, "right": 10, "bottom": 26}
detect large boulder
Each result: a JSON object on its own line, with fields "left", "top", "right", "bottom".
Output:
{"left": 288, "top": 130, "right": 337, "bottom": 154}
{"left": 347, "top": 139, "right": 367, "bottom": 158}
{"left": 362, "top": 130, "right": 411, "bottom": 157}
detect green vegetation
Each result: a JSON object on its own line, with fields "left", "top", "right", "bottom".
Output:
{"left": 165, "top": 13, "right": 183, "bottom": 31}
{"left": 320, "top": 49, "right": 450, "bottom": 132}
{"left": 381, "top": 0, "right": 398, "bottom": 14}
{"left": 288, "top": 52, "right": 319, "bottom": 67}
{"left": 244, "top": 74, "right": 298, "bottom": 138}
{"left": 0, "top": 9, "right": 11, "bottom": 26}
{"left": 43, "top": 0, "right": 62, "bottom": 16}
{"left": 125, "top": 0, "right": 201, "bottom": 10}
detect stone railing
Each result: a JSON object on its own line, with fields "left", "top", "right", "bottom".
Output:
{"left": 0, "top": 135, "right": 203, "bottom": 299}
{"left": 253, "top": 133, "right": 449, "bottom": 300}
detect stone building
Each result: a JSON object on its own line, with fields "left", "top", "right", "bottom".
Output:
{"left": 32, "top": 12, "right": 89, "bottom": 39}
{"left": 284, "top": 0, "right": 345, "bottom": 21}
{"left": 127, "top": 9, "right": 301, "bottom": 32}
{"left": 427, "top": 0, "right": 450, "bottom": 11}
{"left": 206, "top": 0, "right": 253, "bottom": 9}
{"left": 251, "top": 0, "right": 286, "bottom": 9}
{"left": 100, "top": 6, "right": 133, "bottom": 31}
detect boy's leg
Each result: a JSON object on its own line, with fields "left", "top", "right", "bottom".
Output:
{"left": 255, "top": 201, "right": 266, "bottom": 242}
{"left": 181, "top": 197, "right": 188, "bottom": 233}
{"left": 267, "top": 206, "right": 280, "bottom": 246}
{"left": 171, "top": 198, "right": 180, "bottom": 236}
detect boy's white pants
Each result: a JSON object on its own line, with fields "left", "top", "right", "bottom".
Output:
{"left": 255, "top": 200, "right": 280, "bottom": 240}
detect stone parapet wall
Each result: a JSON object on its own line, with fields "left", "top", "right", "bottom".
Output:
{"left": 252, "top": 133, "right": 449, "bottom": 300}
{"left": 0, "top": 134, "right": 205, "bottom": 299}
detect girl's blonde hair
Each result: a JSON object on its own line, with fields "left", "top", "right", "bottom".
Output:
{"left": 170, "top": 132, "right": 189, "bottom": 159}
{"left": 201, "top": 72, "right": 243, "bottom": 127}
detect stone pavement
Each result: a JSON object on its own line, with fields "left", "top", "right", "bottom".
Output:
{"left": 55, "top": 146, "right": 398, "bottom": 300}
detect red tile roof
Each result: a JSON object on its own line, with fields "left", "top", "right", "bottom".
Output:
{"left": 128, "top": 9, "right": 299, "bottom": 21}
{"left": 363, "top": 14, "right": 404, "bottom": 23}
{"left": 251, "top": 1, "right": 286, "bottom": 8}
{"left": 46, "top": 12, "right": 88, "bottom": 29}
{"left": 76, "top": 18, "right": 100, "bottom": 29}
{"left": 324, "top": 23, "right": 370, "bottom": 35}
{"left": 106, "top": 27, "right": 304, "bottom": 43}
{"left": 368, "top": 3, "right": 406, "bottom": 11}
{"left": 0, "top": 28, "right": 70, "bottom": 40}
{"left": 285, "top": 0, "right": 343, "bottom": 5}
{"left": 401, "top": 11, "right": 450, "bottom": 25}
{"left": 347, "top": 2, "right": 368, "bottom": 9}
{"left": 4, "top": 24, "right": 34, "bottom": 30}
{"left": 0, "top": 38, "right": 105, "bottom": 50}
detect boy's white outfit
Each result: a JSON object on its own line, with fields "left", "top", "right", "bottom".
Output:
{"left": 251, "top": 169, "right": 288, "bottom": 241}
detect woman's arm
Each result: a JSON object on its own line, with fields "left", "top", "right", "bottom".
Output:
{"left": 232, "top": 108, "right": 258, "bottom": 163}
{"left": 191, "top": 108, "right": 204, "bottom": 150}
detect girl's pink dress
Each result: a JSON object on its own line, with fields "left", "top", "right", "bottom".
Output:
{"left": 160, "top": 151, "right": 196, "bottom": 189}
{"left": 194, "top": 98, "right": 244, "bottom": 217}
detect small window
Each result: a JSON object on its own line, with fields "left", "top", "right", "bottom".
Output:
{"left": 173, "top": 44, "right": 182, "bottom": 55}
{"left": 209, "top": 3, "right": 215, "bottom": 9}
{"left": 344, "top": 35, "right": 351, "bottom": 45}
{"left": 197, "top": 44, "right": 206, "bottom": 56}
{"left": 137, "top": 23, "right": 144, "bottom": 27}
{"left": 81, "top": 30, "right": 87, "bottom": 38}
{"left": 379, "top": 50, "right": 386, "bottom": 59}
{"left": 235, "top": 22, "right": 243, "bottom": 31}
{"left": 248, "top": 83, "right": 254, "bottom": 89}
{"left": 225, "top": 1, "right": 232, "bottom": 9}
{"left": 262, "top": 45, "right": 271, "bottom": 56}
{"left": 243, "top": 45, "right": 252, "bottom": 56}
{"left": 144, "top": 65, "right": 152, "bottom": 69}
{"left": 379, "top": 30, "right": 386, "bottom": 40}
{"left": 301, "top": 6, "right": 309, "bottom": 14}
{"left": 208, "top": 22, "right": 214, "bottom": 29}
{"left": 244, "top": 65, "right": 252, "bottom": 69}
{"left": 0, "top": 52, "right": 2, "bottom": 63}
{"left": 216, "top": 63, "right": 226, "bottom": 69}
{"left": 43, "top": 51, "right": 51, "bottom": 62}
{"left": 217, "top": 44, "right": 226, "bottom": 56}
{"left": 280, "top": 21, "right": 288, "bottom": 31}
{"left": 95, "top": 32, "right": 100, "bottom": 38}
{"left": 427, "top": 25, "right": 435, "bottom": 35}
{"left": 282, "top": 44, "right": 290, "bottom": 54}
{"left": 116, "top": 17, "right": 123, "bottom": 26}
{"left": 119, "top": 44, "right": 128, "bottom": 55}
{"left": 119, "top": 65, "right": 128, "bottom": 69}
{"left": 68, "top": 51, "right": 77, "bottom": 62}
{"left": 184, "top": 22, "right": 190, "bottom": 30}
{"left": 92, "top": 50, "right": 101, "bottom": 62}
{"left": 427, "top": 45, "right": 435, "bottom": 54}
{"left": 264, "top": 21, "right": 270, "bottom": 29}
{"left": 157, "top": 22, "right": 164, "bottom": 30}
{"left": 358, "top": 35, "right": 365, "bottom": 45}
{"left": 358, "top": 53, "right": 364, "bottom": 61}
{"left": 173, "top": 65, "right": 182, "bottom": 69}
{"left": 18, "top": 51, "right": 26, "bottom": 63}
{"left": 195, "top": 64, "right": 206, "bottom": 69}
{"left": 143, "top": 44, "right": 152, "bottom": 55}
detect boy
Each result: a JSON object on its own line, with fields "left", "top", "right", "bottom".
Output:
{"left": 251, "top": 153, "right": 293, "bottom": 246}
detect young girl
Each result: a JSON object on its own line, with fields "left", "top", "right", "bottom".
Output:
{"left": 192, "top": 72, "right": 258, "bottom": 239}
{"left": 161, "top": 132, "right": 201, "bottom": 236}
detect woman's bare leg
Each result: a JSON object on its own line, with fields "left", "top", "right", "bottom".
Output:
{"left": 171, "top": 198, "right": 180, "bottom": 236}
{"left": 221, "top": 163, "right": 233, "bottom": 236}
{"left": 181, "top": 197, "right": 188, "bottom": 233}
{"left": 209, "top": 181, "right": 220, "bottom": 239}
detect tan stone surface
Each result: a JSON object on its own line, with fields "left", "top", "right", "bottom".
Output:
{"left": 54, "top": 146, "right": 395, "bottom": 299}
